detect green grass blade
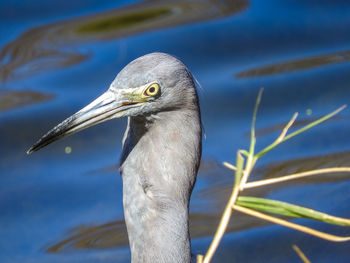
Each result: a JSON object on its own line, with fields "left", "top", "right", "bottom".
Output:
{"left": 249, "top": 89, "right": 263, "bottom": 155}
{"left": 237, "top": 196, "right": 350, "bottom": 226}
{"left": 236, "top": 200, "right": 301, "bottom": 218}
{"left": 283, "top": 105, "right": 346, "bottom": 142}
{"left": 255, "top": 105, "right": 346, "bottom": 158}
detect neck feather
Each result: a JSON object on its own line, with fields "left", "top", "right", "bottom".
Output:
{"left": 120, "top": 108, "right": 201, "bottom": 263}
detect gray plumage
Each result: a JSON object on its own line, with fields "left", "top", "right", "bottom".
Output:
{"left": 27, "top": 53, "right": 202, "bottom": 263}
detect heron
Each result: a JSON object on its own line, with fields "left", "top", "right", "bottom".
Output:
{"left": 27, "top": 53, "right": 202, "bottom": 263}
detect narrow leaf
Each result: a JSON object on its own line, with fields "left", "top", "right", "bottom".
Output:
{"left": 249, "top": 88, "right": 263, "bottom": 155}
{"left": 237, "top": 196, "right": 350, "bottom": 226}
{"left": 255, "top": 105, "right": 346, "bottom": 158}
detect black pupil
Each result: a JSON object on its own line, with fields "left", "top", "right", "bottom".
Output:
{"left": 149, "top": 87, "right": 155, "bottom": 93}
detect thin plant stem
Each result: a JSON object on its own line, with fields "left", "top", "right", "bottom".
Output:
{"left": 276, "top": 112, "right": 298, "bottom": 142}
{"left": 244, "top": 167, "right": 350, "bottom": 189}
{"left": 239, "top": 88, "right": 263, "bottom": 188}
{"left": 283, "top": 105, "right": 346, "bottom": 142}
{"left": 196, "top": 254, "right": 204, "bottom": 263}
{"left": 203, "top": 152, "right": 244, "bottom": 263}
{"left": 292, "top": 245, "right": 311, "bottom": 263}
{"left": 223, "top": 161, "right": 236, "bottom": 171}
{"left": 255, "top": 105, "right": 346, "bottom": 158}
{"left": 233, "top": 205, "right": 350, "bottom": 242}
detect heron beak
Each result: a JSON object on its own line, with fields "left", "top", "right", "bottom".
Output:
{"left": 27, "top": 89, "right": 139, "bottom": 154}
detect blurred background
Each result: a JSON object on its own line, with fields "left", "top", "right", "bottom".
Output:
{"left": 1, "top": 0, "right": 350, "bottom": 262}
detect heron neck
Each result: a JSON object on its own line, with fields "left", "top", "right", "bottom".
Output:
{"left": 120, "top": 108, "right": 201, "bottom": 263}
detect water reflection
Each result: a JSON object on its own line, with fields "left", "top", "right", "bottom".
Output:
{"left": 0, "top": 90, "right": 53, "bottom": 111}
{"left": 46, "top": 212, "right": 265, "bottom": 253}
{"left": 75, "top": 7, "right": 172, "bottom": 34}
{"left": 0, "top": 0, "right": 247, "bottom": 82}
{"left": 253, "top": 115, "right": 344, "bottom": 137}
{"left": 237, "top": 49, "right": 350, "bottom": 78}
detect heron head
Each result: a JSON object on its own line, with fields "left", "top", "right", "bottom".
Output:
{"left": 27, "top": 53, "right": 198, "bottom": 154}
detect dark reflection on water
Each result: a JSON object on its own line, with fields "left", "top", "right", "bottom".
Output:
{"left": 0, "top": 90, "right": 53, "bottom": 112}
{"left": 237, "top": 49, "right": 350, "bottom": 78}
{"left": 0, "top": 0, "right": 247, "bottom": 82}
{"left": 253, "top": 115, "right": 344, "bottom": 137}
{"left": 1, "top": 0, "right": 350, "bottom": 262}
{"left": 75, "top": 7, "right": 172, "bottom": 34}
{"left": 46, "top": 213, "right": 264, "bottom": 253}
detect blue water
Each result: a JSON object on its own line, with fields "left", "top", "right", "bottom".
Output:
{"left": 1, "top": 0, "right": 350, "bottom": 262}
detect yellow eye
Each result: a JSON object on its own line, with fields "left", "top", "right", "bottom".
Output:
{"left": 144, "top": 83, "right": 160, "bottom": 97}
